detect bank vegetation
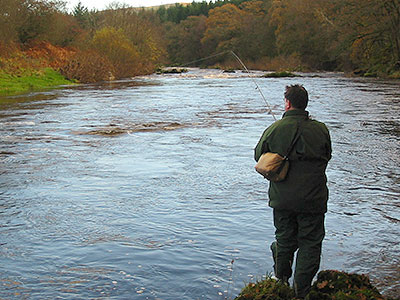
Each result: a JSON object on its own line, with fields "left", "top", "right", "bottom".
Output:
{"left": 0, "top": 0, "right": 399, "bottom": 95}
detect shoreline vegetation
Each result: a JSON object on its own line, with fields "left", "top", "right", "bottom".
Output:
{"left": 0, "top": 68, "right": 73, "bottom": 97}
{"left": 0, "top": 59, "right": 397, "bottom": 98}
{"left": 1, "top": 0, "right": 399, "bottom": 98}
{"left": 235, "top": 270, "right": 400, "bottom": 300}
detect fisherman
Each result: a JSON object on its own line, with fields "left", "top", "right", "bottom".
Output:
{"left": 254, "top": 84, "right": 332, "bottom": 299}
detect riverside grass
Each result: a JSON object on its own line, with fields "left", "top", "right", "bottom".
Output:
{"left": 0, "top": 68, "right": 74, "bottom": 97}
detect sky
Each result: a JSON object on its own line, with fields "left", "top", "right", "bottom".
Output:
{"left": 66, "top": 0, "right": 205, "bottom": 11}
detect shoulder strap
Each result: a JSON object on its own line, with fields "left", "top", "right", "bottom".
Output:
{"left": 283, "top": 120, "right": 303, "bottom": 159}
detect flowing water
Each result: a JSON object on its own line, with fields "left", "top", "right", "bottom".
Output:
{"left": 1, "top": 69, "right": 399, "bottom": 299}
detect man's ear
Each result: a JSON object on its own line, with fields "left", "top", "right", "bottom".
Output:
{"left": 285, "top": 98, "right": 291, "bottom": 111}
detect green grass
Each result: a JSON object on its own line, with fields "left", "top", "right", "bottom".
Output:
{"left": 0, "top": 68, "right": 74, "bottom": 97}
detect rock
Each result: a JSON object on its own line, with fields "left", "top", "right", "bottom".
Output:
{"left": 262, "top": 71, "right": 298, "bottom": 78}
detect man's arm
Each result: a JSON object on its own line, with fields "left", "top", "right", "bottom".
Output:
{"left": 254, "top": 128, "right": 271, "bottom": 162}
{"left": 319, "top": 122, "right": 332, "bottom": 161}
{"left": 254, "top": 121, "right": 279, "bottom": 161}
{"left": 325, "top": 126, "right": 332, "bottom": 161}
{"left": 254, "top": 134, "right": 265, "bottom": 162}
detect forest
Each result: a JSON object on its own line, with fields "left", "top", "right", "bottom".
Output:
{"left": 0, "top": 0, "right": 399, "bottom": 89}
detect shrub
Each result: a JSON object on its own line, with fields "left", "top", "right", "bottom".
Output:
{"left": 91, "top": 27, "right": 140, "bottom": 79}
{"left": 60, "top": 50, "right": 115, "bottom": 83}
{"left": 25, "top": 40, "right": 75, "bottom": 69}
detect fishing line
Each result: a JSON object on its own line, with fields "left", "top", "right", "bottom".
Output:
{"left": 179, "top": 50, "right": 231, "bottom": 68}
{"left": 229, "top": 51, "right": 276, "bottom": 121}
{"left": 178, "top": 50, "right": 277, "bottom": 121}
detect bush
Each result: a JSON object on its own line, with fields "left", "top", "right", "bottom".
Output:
{"left": 60, "top": 50, "right": 115, "bottom": 83}
{"left": 25, "top": 41, "right": 75, "bottom": 69}
{"left": 91, "top": 27, "right": 140, "bottom": 79}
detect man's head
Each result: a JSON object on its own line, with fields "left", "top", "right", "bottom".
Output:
{"left": 284, "top": 84, "right": 308, "bottom": 111}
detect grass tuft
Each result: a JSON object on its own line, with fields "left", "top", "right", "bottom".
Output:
{"left": 235, "top": 276, "right": 294, "bottom": 300}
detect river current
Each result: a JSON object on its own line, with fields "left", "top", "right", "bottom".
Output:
{"left": 1, "top": 69, "right": 399, "bottom": 299}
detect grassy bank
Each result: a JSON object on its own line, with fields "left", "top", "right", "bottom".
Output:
{"left": 0, "top": 68, "right": 74, "bottom": 97}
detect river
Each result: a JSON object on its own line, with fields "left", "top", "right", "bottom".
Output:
{"left": 1, "top": 69, "right": 399, "bottom": 299}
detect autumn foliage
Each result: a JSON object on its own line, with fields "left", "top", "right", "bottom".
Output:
{"left": 0, "top": 0, "right": 165, "bottom": 83}
{"left": 161, "top": 0, "right": 400, "bottom": 77}
{"left": 0, "top": 0, "right": 399, "bottom": 83}
{"left": 60, "top": 50, "right": 115, "bottom": 83}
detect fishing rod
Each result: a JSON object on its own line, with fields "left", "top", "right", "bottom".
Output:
{"left": 178, "top": 50, "right": 277, "bottom": 121}
{"left": 229, "top": 51, "right": 276, "bottom": 121}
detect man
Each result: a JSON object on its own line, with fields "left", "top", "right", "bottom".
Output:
{"left": 254, "top": 84, "right": 332, "bottom": 299}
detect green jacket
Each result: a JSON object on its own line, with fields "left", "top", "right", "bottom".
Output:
{"left": 254, "top": 110, "right": 332, "bottom": 213}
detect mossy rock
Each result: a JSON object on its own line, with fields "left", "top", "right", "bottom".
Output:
{"left": 363, "top": 72, "right": 377, "bottom": 78}
{"left": 235, "top": 270, "right": 398, "bottom": 300}
{"left": 262, "top": 71, "right": 298, "bottom": 78}
{"left": 307, "top": 270, "right": 385, "bottom": 300}
{"left": 156, "top": 68, "right": 188, "bottom": 74}
{"left": 388, "top": 71, "right": 400, "bottom": 79}
{"left": 235, "top": 277, "right": 294, "bottom": 300}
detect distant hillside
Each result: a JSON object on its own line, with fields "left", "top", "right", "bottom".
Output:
{"left": 137, "top": 2, "right": 191, "bottom": 10}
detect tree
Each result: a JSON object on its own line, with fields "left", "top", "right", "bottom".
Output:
{"left": 99, "top": 6, "right": 167, "bottom": 71}
{"left": 166, "top": 15, "right": 207, "bottom": 64}
{"left": 44, "top": 12, "right": 82, "bottom": 47}
{"left": 238, "top": 0, "right": 276, "bottom": 60}
{"left": 268, "top": 0, "right": 339, "bottom": 69}
{"left": 17, "top": 0, "right": 58, "bottom": 43}
{"left": 201, "top": 4, "right": 243, "bottom": 55}
{"left": 335, "top": 0, "right": 400, "bottom": 73}
{"left": 72, "top": 1, "right": 97, "bottom": 33}
{"left": 0, "top": 0, "right": 20, "bottom": 43}
{"left": 91, "top": 26, "right": 140, "bottom": 78}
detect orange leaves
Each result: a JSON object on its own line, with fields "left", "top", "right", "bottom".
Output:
{"left": 60, "top": 50, "right": 115, "bottom": 83}
{"left": 25, "top": 41, "right": 76, "bottom": 69}
{"left": 317, "top": 280, "right": 329, "bottom": 289}
{"left": 240, "top": 0, "right": 266, "bottom": 16}
{"left": 201, "top": 2, "right": 270, "bottom": 56}
{"left": 202, "top": 4, "right": 243, "bottom": 46}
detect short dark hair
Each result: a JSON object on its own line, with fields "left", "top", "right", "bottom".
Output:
{"left": 284, "top": 84, "right": 308, "bottom": 109}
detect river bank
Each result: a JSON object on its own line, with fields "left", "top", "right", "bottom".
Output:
{"left": 0, "top": 68, "right": 74, "bottom": 97}
{"left": 0, "top": 41, "right": 157, "bottom": 98}
{"left": 0, "top": 40, "right": 398, "bottom": 99}
{"left": 2, "top": 67, "right": 399, "bottom": 99}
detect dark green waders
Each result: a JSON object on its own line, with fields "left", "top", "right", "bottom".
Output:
{"left": 271, "top": 209, "right": 325, "bottom": 298}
